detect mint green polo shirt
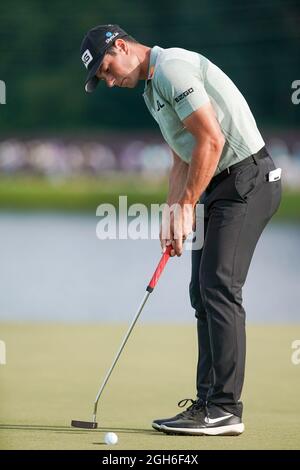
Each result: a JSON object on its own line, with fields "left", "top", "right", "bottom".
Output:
{"left": 143, "top": 46, "right": 265, "bottom": 175}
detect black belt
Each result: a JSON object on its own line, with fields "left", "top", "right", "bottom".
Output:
{"left": 208, "top": 146, "right": 268, "bottom": 190}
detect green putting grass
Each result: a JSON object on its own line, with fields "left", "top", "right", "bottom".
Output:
{"left": 0, "top": 175, "right": 299, "bottom": 220}
{"left": 0, "top": 324, "right": 300, "bottom": 450}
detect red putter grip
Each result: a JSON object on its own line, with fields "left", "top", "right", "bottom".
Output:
{"left": 146, "top": 245, "right": 172, "bottom": 292}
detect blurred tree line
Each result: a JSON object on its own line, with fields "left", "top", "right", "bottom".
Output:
{"left": 0, "top": 0, "right": 299, "bottom": 134}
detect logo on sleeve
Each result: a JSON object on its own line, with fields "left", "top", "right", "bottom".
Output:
{"left": 175, "top": 87, "right": 194, "bottom": 103}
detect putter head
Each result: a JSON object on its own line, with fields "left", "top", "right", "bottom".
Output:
{"left": 71, "top": 420, "right": 98, "bottom": 429}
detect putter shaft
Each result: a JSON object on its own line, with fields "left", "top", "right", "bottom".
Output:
{"left": 92, "top": 290, "right": 151, "bottom": 423}
{"left": 71, "top": 246, "right": 172, "bottom": 428}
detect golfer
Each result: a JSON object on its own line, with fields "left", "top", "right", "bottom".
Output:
{"left": 80, "top": 24, "right": 281, "bottom": 436}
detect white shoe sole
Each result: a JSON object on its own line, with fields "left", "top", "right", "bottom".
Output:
{"left": 152, "top": 423, "right": 162, "bottom": 431}
{"left": 161, "top": 422, "right": 245, "bottom": 436}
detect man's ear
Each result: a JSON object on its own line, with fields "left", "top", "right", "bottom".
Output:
{"left": 115, "top": 38, "right": 128, "bottom": 54}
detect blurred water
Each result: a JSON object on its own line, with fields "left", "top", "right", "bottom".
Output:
{"left": 0, "top": 212, "right": 299, "bottom": 324}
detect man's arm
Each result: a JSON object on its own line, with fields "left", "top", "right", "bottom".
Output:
{"left": 160, "top": 150, "right": 189, "bottom": 253}
{"left": 171, "top": 101, "right": 225, "bottom": 256}
{"left": 179, "top": 101, "right": 225, "bottom": 207}
{"left": 167, "top": 150, "right": 189, "bottom": 205}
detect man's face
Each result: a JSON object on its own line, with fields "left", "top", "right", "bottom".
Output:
{"left": 96, "top": 40, "right": 141, "bottom": 88}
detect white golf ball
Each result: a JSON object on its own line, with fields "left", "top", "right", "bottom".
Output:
{"left": 104, "top": 432, "right": 118, "bottom": 445}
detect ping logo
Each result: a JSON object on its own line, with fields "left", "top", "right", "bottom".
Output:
{"left": 81, "top": 49, "right": 93, "bottom": 69}
{"left": 0, "top": 80, "right": 6, "bottom": 104}
{"left": 175, "top": 87, "right": 194, "bottom": 103}
{"left": 0, "top": 340, "right": 6, "bottom": 365}
{"left": 105, "top": 31, "right": 119, "bottom": 44}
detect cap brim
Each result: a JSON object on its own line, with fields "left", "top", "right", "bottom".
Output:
{"left": 85, "top": 76, "right": 99, "bottom": 93}
{"left": 84, "top": 54, "right": 104, "bottom": 93}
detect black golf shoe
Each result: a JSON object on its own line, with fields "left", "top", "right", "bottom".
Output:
{"left": 160, "top": 403, "right": 244, "bottom": 436}
{"left": 152, "top": 398, "right": 205, "bottom": 432}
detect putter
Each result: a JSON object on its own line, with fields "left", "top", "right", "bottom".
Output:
{"left": 71, "top": 245, "right": 172, "bottom": 429}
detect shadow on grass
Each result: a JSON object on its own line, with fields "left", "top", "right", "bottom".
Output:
{"left": 0, "top": 424, "right": 157, "bottom": 437}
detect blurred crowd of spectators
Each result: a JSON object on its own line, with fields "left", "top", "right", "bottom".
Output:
{"left": 0, "top": 134, "right": 300, "bottom": 188}
{"left": 0, "top": 137, "right": 172, "bottom": 179}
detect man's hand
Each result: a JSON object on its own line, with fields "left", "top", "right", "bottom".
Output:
{"left": 160, "top": 202, "right": 195, "bottom": 257}
{"left": 171, "top": 202, "right": 195, "bottom": 256}
{"left": 160, "top": 204, "right": 174, "bottom": 256}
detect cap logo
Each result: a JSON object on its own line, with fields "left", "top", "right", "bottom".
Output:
{"left": 105, "top": 31, "right": 119, "bottom": 44}
{"left": 81, "top": 49, "right": 93, "bottom": 69}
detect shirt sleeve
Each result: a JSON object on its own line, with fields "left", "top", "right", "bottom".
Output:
{"left": 154, "top": 59, "right": 210, "bottom": 121}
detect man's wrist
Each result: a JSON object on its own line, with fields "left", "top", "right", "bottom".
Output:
{"left": 178, "top": 193, "right": 199, "bottom": 208}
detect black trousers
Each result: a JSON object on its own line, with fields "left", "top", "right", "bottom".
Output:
{"left": 189, "top": 146, "right": 281, "bottom": 417}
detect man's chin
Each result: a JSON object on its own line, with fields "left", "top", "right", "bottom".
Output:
{"left": 121, "top": 77, "right": 138, "bottom": 88}
{"left": 127, "top": 82, "right": 138, "bottom": 89}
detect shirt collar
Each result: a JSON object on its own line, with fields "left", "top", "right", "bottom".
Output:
{"left": 144, "top": 46, "right": 163, "bottom": 88}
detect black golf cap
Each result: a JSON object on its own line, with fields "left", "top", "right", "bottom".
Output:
{"left": 80, "top": 24, "right": 129, "bottom": 93}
